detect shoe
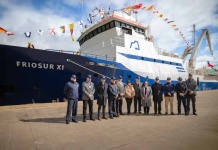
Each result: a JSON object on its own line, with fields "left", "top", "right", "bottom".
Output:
{"left": 193, "top": 113, "right": 197, "bottom": 115}
{"left": 178, "top": 113, "right": 181, "bottom": 115}
{"left": 165, "top": 112, "right": 168, "bottom": 115}
{"left": 113, "top": 114, "right": 118, "bottom": 117}
{"left": 120, "top": 113, "right": 125, "bottom": 115}
{"left": 171, "top": 112, "right": 175, "bottom": 115}
{"left": 90, "top": 118, "right": 95, "bottom": 121}
{"left": 134, "top": 112, "right": 137, "bottom": 114}
{"left": 139, "top": 112, "right": 142, "bottom": 114}
{"left": 66, "top": 121, "right": 69, "bottom": 124}
{"left": 103, "top": 116, "right": 108, "bottom": 120}
{"left": 158, "top": 112, "right": 162, "bottom": 115}
{"left": 185, "top": 113, "right": 188, "bottom": 116}
{"left": 72, "top": 119, "right": 78, "bottom": 123}
{"left": 154, "top": 112, "right": 157, "bottom": 115}
{"left": 110, "top": 116, "right": 114, "bottom": 119}
{"left": 147, "top": 113, "right": 149, "bottom": 115}
{"left": 117, "top": 114, "right": 120, "bottom": 117}
{"left": 83, "top": 119, "right": 86, "bottom": 122}
{"left": 98, "top": 117, "right": 101, "bottom": 121}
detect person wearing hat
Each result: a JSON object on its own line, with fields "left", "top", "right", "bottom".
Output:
{"left": 82, "top": 75, "right": 95, "bottom": 122}
{"left": 175, "top": 77, "right": 188, "bottom": 116}
{"left": 124, "top": 80, "right": 135, "bottom": 115}
{"left": 163, "top": 77, "right": 175, "bottom": 115}
{"left": 27, "top": 42, "right": 35, "bottom": 49}
{"left": 132, "top": 76, "right": 143, "bottom": 114}
{"left": 107, "top": 77, "right": 119, "bottom": 119}
{"left": 151, "top": 77, "right": 163, "bottom": 115}
{"left": 141, "top": 81, "right": 152, "bottom": 115}
{"left": 186, "top": 74, "right": 197, "bottom": 115}
{"left": 96, "top": 76, "right": 108, "bottom": 120}
{"left": 64, "top": 74, "right": 79, "bottom": 124}
{"left": 115, "top": 76, "right": 125, "bottom": 116}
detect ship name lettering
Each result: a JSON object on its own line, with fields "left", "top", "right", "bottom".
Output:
{"left": 16, "top": 61, "right": 64, "bottom": 70}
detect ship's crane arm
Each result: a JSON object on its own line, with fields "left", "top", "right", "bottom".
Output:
{"left": 189, "top": 29, "right": 213, "bottom": 68}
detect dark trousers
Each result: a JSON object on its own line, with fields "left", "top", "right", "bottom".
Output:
{"left": 134, "top": 96, "right": 141, "bottom": 113}
{"left": 177, "top": 96, "right": 188, "bottom": 114}
{"left": 98, "top": 105, "right": 106, "bottom": 117}
{"left": 187, "top": 94, "right": 196, "bottom": 113}
{"left": 66, "top": 99, "right": 78, "bottom": 121}
{"left": 144, "top": 107, "right": 150, "bottom": 114}
{"left": 154, "top": 101, "right": 161, "bottom": 113}
{"left": 126, "top": 98, "right": 132, "bottom": 114}
{"left": 109, "top": 99, "right": 116, "bottom": 117}
{"left": 83, "top": 99, "right": 93, "bottom": 119}
{"left": 116, "top": 99, "right": 123, "bottom": 114}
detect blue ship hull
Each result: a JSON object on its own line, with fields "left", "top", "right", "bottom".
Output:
{"left": 0, "top": 44, "right": 217, "bottom": 105}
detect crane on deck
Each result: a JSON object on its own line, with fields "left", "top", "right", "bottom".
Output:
{"left": 181, "top": 25, "right": 213, "bottom": 70}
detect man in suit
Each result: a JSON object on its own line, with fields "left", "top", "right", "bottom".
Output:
{"left": 116, "top": 76, "right": 125, "bottom": 116}
{"left": 96, "top": 76, "right": 108, "bottom": 120}
{"left": 82, "top": 75, "right": 95, "bottom": 122}
{"left": 151, "top": 77, "right": 163, "bottom": 115}
{"left": 132, "top": 76, "right": 143, "bottom": 114}
{"left": 64, "top": 74, "right": 79, "bottom": 124}
{"left": 107, "top": 77, "right": 119, "bottom": 119}
{"left": 175, "top": 77, "right": 188, "bottom": 116}
{"left": 186, "top": 74, "right": 197, "bottom": 115}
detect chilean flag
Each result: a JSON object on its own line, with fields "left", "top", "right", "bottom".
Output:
{"left": 207, "top": 61, "right": 214, "bottom": 67}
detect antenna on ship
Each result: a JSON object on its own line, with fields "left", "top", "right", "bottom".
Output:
{"left": 193, "top": 24, "right": 196, "bottom": 46}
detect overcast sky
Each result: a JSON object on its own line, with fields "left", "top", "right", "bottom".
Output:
{"left": 0, "top": 0, "right": 218, "bottom": 69}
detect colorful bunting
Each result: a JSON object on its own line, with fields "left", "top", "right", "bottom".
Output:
{"left": 167, "top": 21, "right": 174, "bottom": 24}
{"left": 171, "top": 25, "right": 176, "bottom": 28}
{"left": 132, "top": 3, "right": 142, "bottom": 9}
{"left": 24, "top": 32, "right": 31, "bottom": 38}
{"left": 6, "top": 32, "right": 14, "bottom": 36}
{"left": 141, "top": 6, "right": 146, "bottom": 10}
{"left": 50, "top": 28, "right": 55, "bottom": 34}
{"left": 79, "top": 21, "right": 83, "bottom": 28}
{"left": 60, "top": 26, "right": 65, "bottom": 33}
{"left": 153, "top": 11, "right": 158, "bottom": 14}
{"left": 0, "top": 27, "right": 7, "bottom": 34}
{"left": 158, "top": 14, "right": 164, "bottom": 18}
{"left": 147, "top": 5, "right": 154, "bottom": 11}
{"left": 164, "top": 18, "right": 168, "bottom": 21}
{"left": 69, "top": 23, "right": 74, "bottom": 41}
{"left": 37, "top": 30, "right": 43, "bottom": 35}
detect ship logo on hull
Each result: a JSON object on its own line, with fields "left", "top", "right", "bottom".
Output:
{"left": 130, "top": 40, "right": 140, "bottom": 50}
{"left": 16, "top": 61, "right": 64, "bottom": 70}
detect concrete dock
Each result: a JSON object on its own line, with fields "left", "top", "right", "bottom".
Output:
{"left": 0, "top": 90, "right": 218, "bottom": 150}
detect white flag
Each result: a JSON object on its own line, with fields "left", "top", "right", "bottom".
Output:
{"left": 37, "top": 30, "right": 43, "bottom": 35}
{"left": 24, "top": 32, "right": 31, "bottom": 38}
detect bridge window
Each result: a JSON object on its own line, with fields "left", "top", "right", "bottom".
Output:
{"left": 115, "top": 21, "right": 120, "bottom": 27}
{"left": 110, "top": 21, "right": 115, "bottom": 28}
{"left": 89, "top": 32, "right": 93, "bottom": 38}
{"left": 176, "top": 63, "right": 178, "bottom": 66}
{"left": 86, "top": 62, "right": 95, "bottom": 65}
{"left": 106, "top": 23, "right": 110, "bottom": 30}
{"left": 170, "top": 62, "right": 172, "bottom": 65}
{"left": 98, "top": 27, "right": 102, "bottom": 33}
{"left": 141, "top": 57, "right": 144, "bottom": 60}
{"left": 93, "top": 29, "right": 97, "bottom": 36}
{"left": 102, "top": 25, "right": 106, "bottom": 32}
{"left": 121, "top": 22, "right": 126, "bottom": 27}
{"left": 154, "top": 59, "right": 156, "bottom": 62}
{"left": 162, "top": 61, "right": 164, "bottom": 63}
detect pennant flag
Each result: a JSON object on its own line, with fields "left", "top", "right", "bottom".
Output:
{"left": 69, "top": 23, "right": 74, "bottom": 41}
{"left": 24, "top": 32, "right": 31, "bottom": 38}
{"left": 171, "top": 25, "right": 176, "bottom": 28}
{"left": 87, "top": 13, "right": 92, "bottom": 24}
{"left": 164, "top": 18, "right": 168, "bottom": 21}
{"left": 153, "top": 11, "right": 158, "bottom": 14}
{"left": 94, "top": 6, "right": 99, "bottom": 11}
{"left": 60, "top": 26, "right": 65, "bottom": 33}
{"left": 124, "top": 6, "right": 133, "bottom": 11}
{"left": 158, "top": 14, "right": 164, "bottom": 18}
{"left": 207, "top": 61, "right": 214, "bottom": 67}
{"left": 182, "top": 37, "right": 186, "bottom": 40}
{"left": 6, "top": 32, "right": 14, "bottom": 36}
{"left": 132, "top": 3, "right": 142, "bottom": 9}
{"left": 147, "top": 5, "right": 154, "bottom": 11}
{"left": 174, "top": 28, "right": 179, "bottom": 31}
{"left": 167, "top": 21, "right": 174, "bottom": 24}
{"left": 50, "top": 28, "right": 55, "bottom": 34}
{"left": 180, "top": 34, "right": 183, "bottom": 36}
{"left": 79, "top": 21, "right": 83, "bottom": 28}
{"left": 0, "top": 27, "right": 7, "bottom": 34}
{"left": 141, "top": 6, "right": 146, "bottom": 10}
{"left": 37, "top": 30, "right": 43, "bottom": 35}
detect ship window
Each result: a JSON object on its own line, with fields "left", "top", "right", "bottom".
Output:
{"left": 76, "top": 72, "right": 81, "bottom": 77}
{"left": 106, "top": 23, "right": 110, "bottom": 30}
{"left": 121, "top": 22, "right": 126, "bottom": 27}
{"left": 141, "top": 57, "right": 144, "bottom": 60}
{"left": 108, "top": 64, "right": 115, "bottom": 68}
{"left": 154, "top": 59, "right": 156, "bottom": 62}
{"left": 86, "top": 35, "right": 89, "bottom": 40}
{"left": 126, "top": 24, "right": 130, "bottom": 28}
{"left": 135, "top": 27, "right": 139, "bottom": 33}
{"left": 97, "top": 63, "right": 106, "bottom": 66}
{"left": 98, "top": 27, "right": 102, "bottom": 33}
{"left": 176, "top": 63, "right": 178, "bottom": 66}
{"left": 94, "top": 73, "right": 98, "bottom": 77}
{"left": 89, "top": 32, "right": 93, "bottom": 38}
{"left": 86, "top": 62, "right": 95, "bottom": 65}
{"left": 128, "top": 75, "right": 131, "bottom": 78}
{"left": 102, "top": 25, "right": 106, "bottom": 32}
{"left": 79, "top": 40, "right": 82, "bottom": 46}
{"left": 93, "top": 29, "right": 97, "bottom": 36}
{"left": 162, "top": 61, "right": 164, "bottom": 63}
{"left": 170, "top": 62, "right": 172, "bottom": 65}
{"left": 110, "top": 21, "right": 115, "bottom": 28}
{"left": 115, "top": 21, "right": 120, "bottom": 27}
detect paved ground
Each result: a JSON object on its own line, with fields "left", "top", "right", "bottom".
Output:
{"left": 0, "top": 90, "right": 218, "bottom": 150}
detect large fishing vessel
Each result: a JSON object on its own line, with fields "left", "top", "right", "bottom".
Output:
{"left": 0, "top": 8, "right": 217, "bottom": 105}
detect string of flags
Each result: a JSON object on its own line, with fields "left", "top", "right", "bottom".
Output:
{"left": 0, "top": 23, "right": 75, "bottom": 41}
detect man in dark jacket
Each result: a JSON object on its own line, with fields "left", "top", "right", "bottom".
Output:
{"left": 175, "top": 77, "right": 188, "bottom": 116}
{"left": 107, "top": 77, "right": 119, "bottom": 119}
{"left": 116, "top": 76, "right": 125, "bottom": 116}
{"left": 163, "top": 77, "right": 175, "bottom": 115}
{"left": 151, "top": 77, "right": 163, "bottom": 115}
{"left": 132, "top": 76, "right": 143, "bottom": 114}
{"left": 96, "top": 76, "right": 108, "bottom": 120}
{"left": 82, "top": 75, "right": 95, "bottom": 122}
{"left": 64, "top": 74, "right": 79, "bottom": 124}
{"left": 186, "top": 74, "right": 197, "bottom": 115}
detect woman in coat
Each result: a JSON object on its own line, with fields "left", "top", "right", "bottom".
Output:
{"left": 141, "top": 81, "right": 152, "bottom": 115}
{"left": 124, "top": 80, "right": 135, "bottom": 115}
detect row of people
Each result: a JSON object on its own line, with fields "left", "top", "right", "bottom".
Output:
{"left": 64, "top": 74, "right": 197, "bottom": 124}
